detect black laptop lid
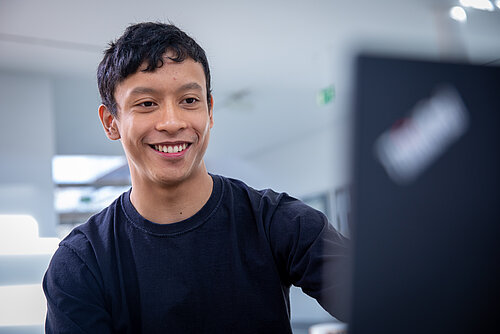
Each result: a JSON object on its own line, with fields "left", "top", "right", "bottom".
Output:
{"left": 348, "top": 55, "right": 500, "bottom": 333}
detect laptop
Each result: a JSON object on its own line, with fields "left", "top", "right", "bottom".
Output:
{"left": 347, "top": 54, "right": 500, "bottom": 333}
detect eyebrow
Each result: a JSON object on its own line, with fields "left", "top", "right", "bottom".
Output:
{"left": 129, "top": 87, "right": 159, "bottom": 96}
{"left": 128, "top": 82, "right": 203, "bottom": 96}
{"left": 175, "top": 82, "right": 203, "bottom": 93}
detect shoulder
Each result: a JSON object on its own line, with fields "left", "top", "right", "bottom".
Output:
{"left": 44, "top": 193, "right": 127, "bottom": 296}
{"left": 53, "top": 191, "right": 127, "bottom": 269}
{"left": 44, "top": 231, "right": 107, "bottom": 304}
{"left": 270, "top": 194, "right": 329, "bottom": 244}
{"left": 217, "top": 174, "right": 286, "bottom": 208}
{"left": 216, "top": 174, "right": 326, "bottom": 231}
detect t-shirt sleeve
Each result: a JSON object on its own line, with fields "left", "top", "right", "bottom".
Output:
{"left": 268, "top": 197, "right": 351, "bottom": 321}
{"left": 43, "top": 241, "right": 113, "bottom": 333}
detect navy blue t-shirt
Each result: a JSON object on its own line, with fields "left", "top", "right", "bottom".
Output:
{"left": 43, "top": 175, "right": 350, "bottom": 333}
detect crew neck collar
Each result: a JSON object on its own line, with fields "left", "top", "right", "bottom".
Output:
{"left": 121, "top": 174, "right": 223, "bottom": 236}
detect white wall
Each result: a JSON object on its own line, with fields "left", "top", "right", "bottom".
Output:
{"left": 0, "top": 72, "right": 56, "bottom": 237}
{"left": 53, "top": 76, "right": 123, "bottom": 156}
{"left": 247, "top": 114, "right": 352, "bottom": 197}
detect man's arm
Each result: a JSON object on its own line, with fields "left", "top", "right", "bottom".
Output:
{"left": 269, "top": 200, "right": 351, "bottom": 321}
{"left": 43, "top": 244, "right": 113, "bottom": 333}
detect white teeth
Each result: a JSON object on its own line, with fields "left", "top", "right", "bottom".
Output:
{"left": 154, "top": 144, "right": 188, "bottom": 153}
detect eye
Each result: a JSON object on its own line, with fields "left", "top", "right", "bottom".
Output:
{"left": 184, "top": 97, "right": 198, "bottom": 104}
{"left": 139, "top": 101, "right": 156, "bottom": 107}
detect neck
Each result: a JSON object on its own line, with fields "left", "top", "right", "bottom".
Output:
{"left": 129, "top": 165, "right": 213, "bottom": 224}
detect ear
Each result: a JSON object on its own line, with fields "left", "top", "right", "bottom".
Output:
{"left": 209, "top": 95, "right": 214, "bottom": 129}
{"left": 98, "top": 104, "right": 121, "bottom": 140}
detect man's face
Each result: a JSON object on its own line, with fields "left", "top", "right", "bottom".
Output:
{"left": 100, "top": 54, "right": 213, "bottom": 188}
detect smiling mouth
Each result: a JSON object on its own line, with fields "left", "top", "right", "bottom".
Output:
{"left": 151, "top": 143, "right": 189, "bottom": 154}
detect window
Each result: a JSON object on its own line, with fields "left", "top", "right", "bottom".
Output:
{"left": 52, "top": 155, "right": 130, "bottom": 238}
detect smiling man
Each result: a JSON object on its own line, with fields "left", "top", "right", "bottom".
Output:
{"left": 43, "top": 22, "right": 350, "bottom": 333}
{"left": 100, "top": 50, "right": 214, "bottom": 225}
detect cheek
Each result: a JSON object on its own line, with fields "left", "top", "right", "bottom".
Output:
{"left": 198, "top": 123, "right": 211, "bottom": 141}
{"left": 121, "top": 117, "right": 150, "bottom": 140}
{"left": 198, "top": 116, "right": 212, "bottom": 133}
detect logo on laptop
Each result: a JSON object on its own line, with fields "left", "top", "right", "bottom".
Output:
{"left": 374, "top": 85, "right": 469, "bottom": 185}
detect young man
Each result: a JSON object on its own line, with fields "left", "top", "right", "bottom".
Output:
{"left": 43, "top": 22, "right": 350, "bottom": 333}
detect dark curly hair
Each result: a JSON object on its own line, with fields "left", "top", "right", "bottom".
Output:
{"left": 97, "top": 22, "right": 212, "bottom": 115}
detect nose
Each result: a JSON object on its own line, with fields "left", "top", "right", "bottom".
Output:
{"left": 155, "top": 105, "right": 187, "bottom": 134}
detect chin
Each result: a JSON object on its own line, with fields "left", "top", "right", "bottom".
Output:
{"left": 153, "top": 171, "right": 190, "bottom": 187}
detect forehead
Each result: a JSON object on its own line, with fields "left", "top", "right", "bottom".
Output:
{"left": 115, "top": 56, "right": 207, "bottom": 98}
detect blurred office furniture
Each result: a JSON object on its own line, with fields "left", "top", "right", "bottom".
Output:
{"left": 0, "top": 215, "right": 60, "bottom": 333}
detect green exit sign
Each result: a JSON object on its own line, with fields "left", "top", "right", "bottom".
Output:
{"left": 316, "top": 85, "right": 335, "bottom": 106}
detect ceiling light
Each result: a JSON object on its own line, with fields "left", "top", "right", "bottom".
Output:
{"left": 459, "top": 0, "right": 495, "bottom": 11}
{"left": 495, "top": 0, "right": 500, "bottom": 9}
{"left": 450, "top": 6, "right": 468, "bottom": 22}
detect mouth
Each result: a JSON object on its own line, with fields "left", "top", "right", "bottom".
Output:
{"left": 150, "top": 143, "right": 190, "bottom": 154}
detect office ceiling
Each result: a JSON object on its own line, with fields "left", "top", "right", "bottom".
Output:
{"left": 1, "top": 0, "right": 499, "bottom": 160}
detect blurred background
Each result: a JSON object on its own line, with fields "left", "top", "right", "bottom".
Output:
{"left": 0, "top": 0, "right": 499, "bottom": 332}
